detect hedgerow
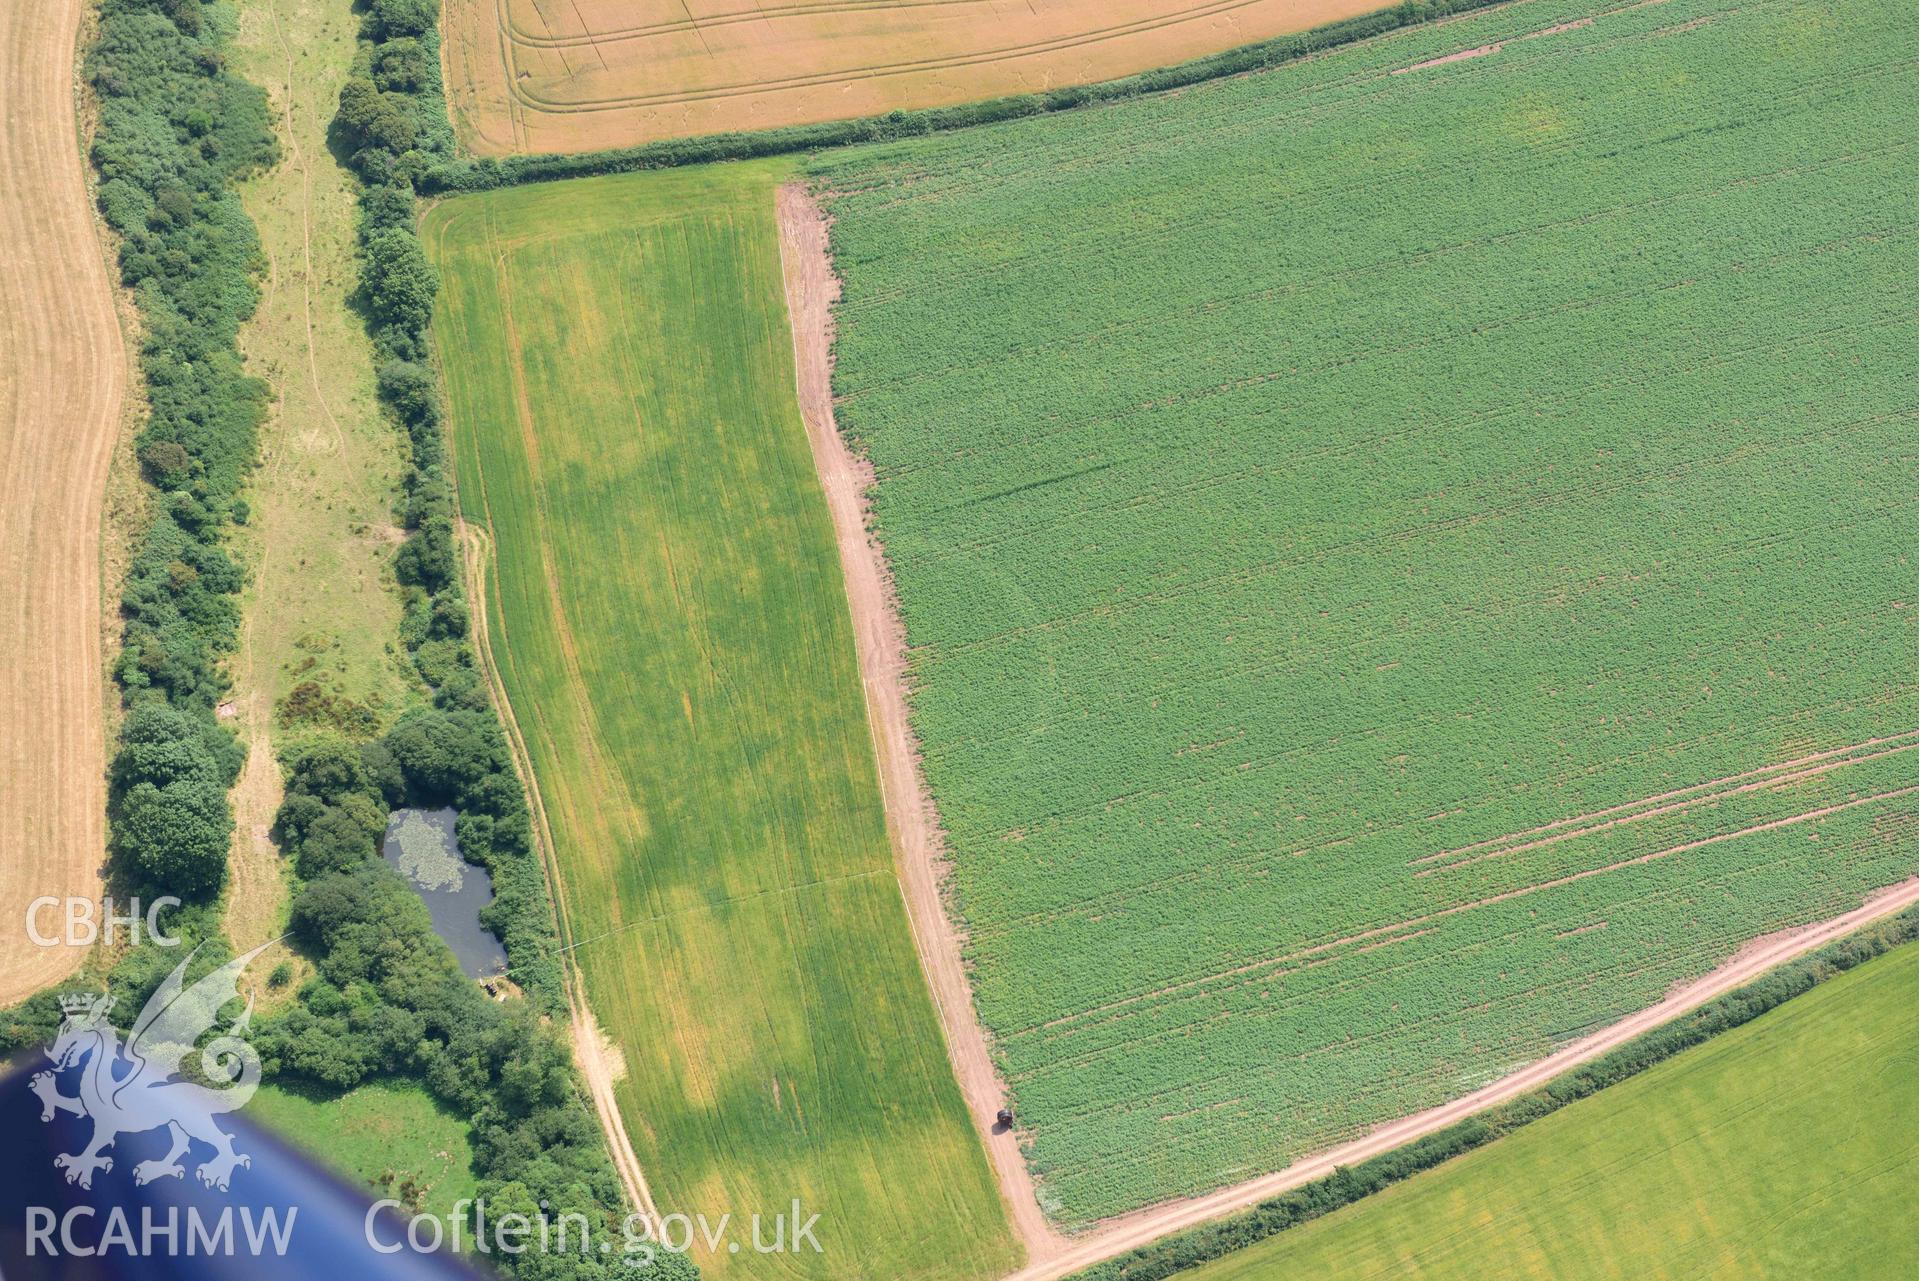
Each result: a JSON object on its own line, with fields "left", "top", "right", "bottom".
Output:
{"left": 417, "top": 0, "right": 1506, "bottom": 192}
{"left": 316, "top": 0, "right": 563, "bottom": 1015}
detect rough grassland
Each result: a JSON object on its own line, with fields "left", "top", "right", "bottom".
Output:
{"left": 439, "top": 0, "right": 1389, "bottom": 157}
{"left": 1182, "top": 941, "right": 1919, "bottom": 1280}
{"left": 226, "top": 0, "right": 418, "bottom": 962}
{"left": 252, "top": 1079, "right": 479, "bottom": 1220}
{"left": 423, "top": 161, "right": 1017, "bottom": 1281}
{"left": 812, "top": 0, "right": 1919, "bottom": 1223}
{"left": 230, "top": 0, "right": 414, "bottom": 730}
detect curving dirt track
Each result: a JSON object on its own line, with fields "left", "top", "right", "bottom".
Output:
{"left": 776, "top": 181, "right": 1919, "bottom": 1276}
{"left": 458, "top": 518, "right": 661, "bottom": 1227}
{"left": 0, "top": 0, "right": 124, "bottom": 1004}
{"left": 778, "top": 182, "right": 1067, "bottom": 1264}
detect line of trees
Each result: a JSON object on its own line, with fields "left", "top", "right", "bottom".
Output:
{"left": 1068, "top": 904, "right": 1919, "bottom": 1281}
{"left": 1, "top": 0, "right": 278, "bottom": 1063}
{"left": 326, "top": 0, "right": 566, "bottom": 1017}
{"left": 88, "top": 0, "right": 278, "bottom": 906}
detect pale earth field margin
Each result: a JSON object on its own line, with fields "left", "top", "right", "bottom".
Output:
{"left": 0, "top": 0, "right": 127, "bottom": 1003}
{"left": 777, "top": 183, "right": 1068, "bottom": 1262}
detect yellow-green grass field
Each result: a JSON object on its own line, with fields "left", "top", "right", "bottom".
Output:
{"left": 1185, "top": 941, "right": 1919, "bottom": 1281}
{"left": 422, "top": 161, "right": 1016, "bottom": 1281}
{"left": 252, "top": 1079, "right": 479, "bottom": 1220}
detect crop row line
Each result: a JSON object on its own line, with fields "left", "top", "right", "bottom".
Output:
{"left": 1026, "top": 787, "right": 1919, "bottom": 1038}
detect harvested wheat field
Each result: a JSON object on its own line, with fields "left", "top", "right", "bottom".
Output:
{"left": 0, "top": 0, "right": 124, "bottom": 1004}
{"left": 440, "top": 0, "right": 1387, "bottom": 156}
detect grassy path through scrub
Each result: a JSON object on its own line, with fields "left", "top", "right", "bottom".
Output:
{"left": 423, "top": 161, "right": 1017, "bottom": 1281}
{"left": 1181, "top": 939, "right": 1919, "bottom": 1280}
{"left": 226, "top": 0, "right": 417, "bottom": 958}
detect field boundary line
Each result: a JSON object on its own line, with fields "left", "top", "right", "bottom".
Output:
{"left": 1008, "top": 876, "right": 1919, "bottom": 1281}
{"left": 775, "top": 181, "right": 1065, "bottom": 1264}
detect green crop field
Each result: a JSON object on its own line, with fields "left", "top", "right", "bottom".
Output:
{"left": 421, "top": 162, "right": 1016, "bottom": 1281}
{"left": 811, "top": 0, "right": 1919, "bottom": 1223}
{"left": 1183, "top": 940, "right": 1919, "bottom": 1280}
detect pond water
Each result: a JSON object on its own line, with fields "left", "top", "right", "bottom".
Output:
{"left": 381, "top": 807, "right": 509, "bottom": 980}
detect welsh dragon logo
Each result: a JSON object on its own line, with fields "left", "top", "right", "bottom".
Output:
{"left": 31, "top": 942, "right": 271, "bottom": 1192}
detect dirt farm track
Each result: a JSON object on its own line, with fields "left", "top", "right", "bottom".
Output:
{"left": 0, "top": 0, "right": 123, "bottom": 1004}
{"left": 441, "top": 0, "right": 1392, "bottom": 155}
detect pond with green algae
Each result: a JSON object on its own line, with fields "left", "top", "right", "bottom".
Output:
{"left": 381, "top": 807, "right": 508, "bottom": 980}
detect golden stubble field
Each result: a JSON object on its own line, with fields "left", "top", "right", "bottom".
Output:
{"left": 0, "top": 0, "right": 125, "bottom": 1003}
{"left": 441, "top": 0, "right": 1388, "bottom": 155}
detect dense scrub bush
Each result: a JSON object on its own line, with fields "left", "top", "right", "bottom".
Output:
{"left": 368, "top": 0, "right": 436, "bottom": 39}
{"left": 371, "top": 37, "right": 428, "bottom": 92}
{"left": 85, "top": 0, "right": 277, "bottom": 901}
{"left": 114, "top": 778, "right": 231, "bottom": 895}
{"left": 261, "top": 720, "right": 649, "bottom": 1276}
